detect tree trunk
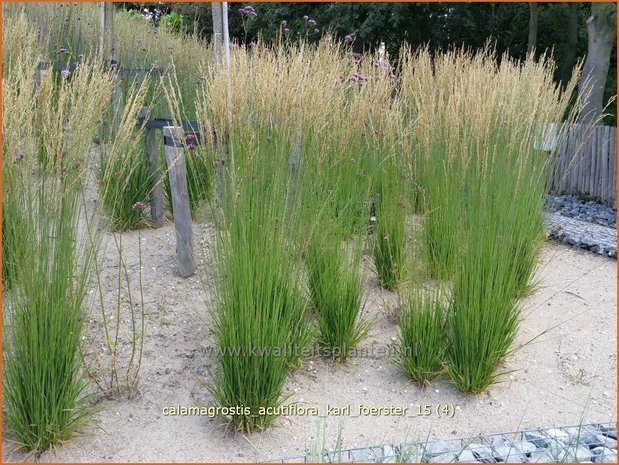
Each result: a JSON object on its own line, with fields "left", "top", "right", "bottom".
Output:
{"left": 211, "top": 3, "right": 224, "bottom": 71}
{"left": 527, "top": 2, "right": 538, "bottom": 56}
{"left": 99, "top": 3, "right": 122, "bottom": 135}
{"left": 578, "top": 3, "right": 617, "bottom": 124}
{"left": 98, "top": 2, "right": 115, "bottom": 61}
{"left": 559, "top": 3, "right": 579, "bottom": 87}
{"left": 211, "top": 3, "right": 227, "bottom": 228}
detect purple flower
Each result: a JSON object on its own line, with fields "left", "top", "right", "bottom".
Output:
{"left": 185, "top": 134, "right": 196, "bottom": 142}
{"left": 239, "top": 5, "right": 257, "bottom": 17}
{"left": 373, "top": 59, "right": 392, "bottom": 70}
{"left": 314, "top": 28, "right": 319, "bottom": 33}
{"left": 281, "top": 20, "right": 287, "bottom": 27}
{"left": 284, "top": 28, "right": 290, "bottom": 33}
{"left": 303, "top": 15, "right": 309, "bottom": 21}
{"left": 350, "top": 72, "right": 368, "bottom": 84}
{"left": 61, "top": 69, "right": 70, "bottom": 79}
{"left": 344, "top": 34, "right": 354, "bottom": 43}
{"left": 132, "top": 202, "right": 146, "bottom": 211}
{"left": 308, "top": 19, "right": 316, "bottom": 26}
{"left": 187, "top": 143, "right": 196, "bottom": 150}
{"left": 56, "top": 47, "right": 68, "bottom": 54}
{"left": 352, "top": 52, "right": 362, "bottom": 63}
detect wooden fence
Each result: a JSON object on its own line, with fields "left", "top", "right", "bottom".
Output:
{"left": 549, "top": 124, "right": 617, "bottom": 208}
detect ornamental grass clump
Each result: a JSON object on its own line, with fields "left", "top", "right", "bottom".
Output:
{"left": 402, "top": 48, "right": 580, "bottom": 393}
{"left": 394, "top": 290, "right": 446, "bottom": 386}
{"left": 371, "top": 148, "right": 408, "bottom": 291}
{"left": 3, "top": 180, "right": 94, "bottom": 454}
{"left": 400, "top": 48, "right": 469, "bottom": 280}
{"left": 305, "top": 226, "right": 370, "bottom": 362}
{"left": 2, "top": 16, "right": 113, "bottom": 453}
{"left": 98, "top": 76, "right": 152, "bottom": 231}
{"left": 208, "top": 126, "right": 310, "bottom": 433}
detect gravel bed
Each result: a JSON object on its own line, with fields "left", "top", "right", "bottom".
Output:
{"left": 267, "top": 423, "right": 617, "bottom": 463}
{"left": 545, "top": 195, "right": 617, "bottom": 259}
{"left": 545, "top": 195, "right": 616, "bottom": 229}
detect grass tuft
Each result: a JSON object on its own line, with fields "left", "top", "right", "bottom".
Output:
{"left": 306, "top": 231, "right": 370, "bottom": 362}
{"left": 394, "top": 290, "right": 446, "bottom": 386}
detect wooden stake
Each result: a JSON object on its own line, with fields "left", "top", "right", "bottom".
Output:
{"left": 163, "top": 126, "right": 194, "bottom": 278}
{"left": 139, "top": 108, "right": 165, "bottom": 227}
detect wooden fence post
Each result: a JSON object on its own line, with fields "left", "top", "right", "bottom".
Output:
{"left": 139, "top": 108, "right": 165, "bottom": 227}
{"left": 163, "top": 126, "right": 194, "bottom": 278}
{"left": 288, "top": 129, "right": 302, "bottom": 215}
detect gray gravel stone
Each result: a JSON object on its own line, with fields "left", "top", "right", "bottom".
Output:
{"left": 595, "top": 435, "right": 618, "bottom": 450}
{"left": 402, "top": 450, "right": 423, "bottom": 463}
{"left": 595, "top": 425, "right": 618, "bottom": 439}
{"left": 429, "top": 452, "right": 457, "bottom": 463}
{"left": 545, "top": 428, "right": 573, "bottom": 443}
{"left": 349, "top": 448, "right": 373, "bottom": 462}
{"left": 546, "top": 439, "right": 573, "bottom": 460}
{"left": 591, "top": 447, "right": 618, "bottom": 463}
{"left": 528, "top": 450, "right": 557, "bottom": 463}
{"left": 454, "top": 449, "right": 477, "bottom": 462}
{"left": 524, "top": 432, "right": 551, "bottom": 448}
{"left": 513, "top": 441, "right": 537, "bottom": 455}
{"left": 560, "top": 445, "right": 594, "bottom": 462}
{"left": 568, "top": 431, "right": 604, "bottom": 448}
{"left": 465, "top": 443, "right": 494, "bottom": 461}
{"left": 546, "top": 212, "right": 617, "bottom": 258}
{"left": 381, "top": 445, "right": 397, "bottom": 463}
{"left": 424, "top": 440, "right": 452, "bottom": 457}
{"left": 370, "top": 447, "right": 384, "bottom": 462}
{"left": 492, "top": 445, "right": 526, "bottom": 462}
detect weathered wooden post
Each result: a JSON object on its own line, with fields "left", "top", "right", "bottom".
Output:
{"left": 99, "top": 2, "right": 122, "bottom": 136}
{"left": 211, "top": 2, "right": 232, "bottom": 229}
{"left": 288, "top": 128, "right": 302, "bottom": 215}
{"left": 163, "top": 126, "right": 194, "bottom": 278}
{"left": 139, "top": 108, "right": 165, "bottom": 227}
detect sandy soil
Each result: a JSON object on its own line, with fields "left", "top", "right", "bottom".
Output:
{"left": 2, "top": 210, "right": 616, "bottom": 462}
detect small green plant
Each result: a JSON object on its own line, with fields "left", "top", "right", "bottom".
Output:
{"left": 208, "top": 127, "right": 310, "bottom": 433}
{"left": 418, "top": 146, "right": 463, "bottom": 281}
{"left": 393, "top": 290, "right": 446, "bottom": 385}
{"left": 305, "top": 231, "right": 370, "bottom": 362}
{"left": 159, "top": 11, "right": 184, "bottom": 33}
{"left": 372, "top": 190, "right": 406, "bottom": 291}
{"left": 98, "top": 140, "right": 152, "bottom": 231}
{"left": 98, "top": 77, "right": 152, "bottom": 231}
{"left": 306, "top": 420, "right": 345, "bottom": 463}
{"left": 82, "top": 231, "right": 147, "bottom": 399}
